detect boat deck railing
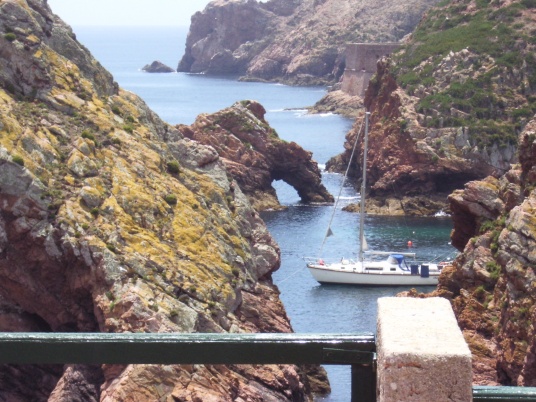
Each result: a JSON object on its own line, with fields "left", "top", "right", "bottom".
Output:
{"left": 0, "top": 332, "right": 535, "bottom": 401}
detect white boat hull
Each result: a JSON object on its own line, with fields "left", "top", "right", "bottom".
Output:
{"left": 306, "top": 260, "right": 441, "bottom": 286}
{"left": 305, "top": 113, "right": 449, "bottom": 287}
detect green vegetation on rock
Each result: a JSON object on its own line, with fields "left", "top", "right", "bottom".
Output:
{"left": 4, "top": 32, "right": 16, "bottom": 42}
{"left": 394, "top": 0, "right": 536, "bottom": 150}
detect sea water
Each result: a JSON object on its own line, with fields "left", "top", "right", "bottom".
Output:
{"left": 73, "top": 25, "right": 457, "bottom": 401}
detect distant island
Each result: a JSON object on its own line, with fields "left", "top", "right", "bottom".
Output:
{"left": 142, "top": 60, "right": 175, "bottom": 73}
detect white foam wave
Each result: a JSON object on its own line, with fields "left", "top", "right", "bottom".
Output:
{"left": 434, "top": 211, "right": 450, "bottom": 217}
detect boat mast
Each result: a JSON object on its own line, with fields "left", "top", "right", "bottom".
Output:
{"left": 359, "top": 112, "right": 370, "bottom": 263}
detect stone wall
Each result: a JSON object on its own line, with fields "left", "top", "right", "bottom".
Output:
{"left": 341, "top": 43, "right": 400, "bottom": 97}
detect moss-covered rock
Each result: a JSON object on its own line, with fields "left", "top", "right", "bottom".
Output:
{"left": 0, "top": 0, "right": 328, "bottom": 400}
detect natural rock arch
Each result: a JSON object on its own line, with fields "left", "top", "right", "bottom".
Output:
{"left": 178, "top": 100, "right": 334, "bottom": 210}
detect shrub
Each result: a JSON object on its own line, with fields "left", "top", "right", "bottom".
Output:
{"left": 164, "top": 194, "right": 177, "bottom": 206}
{"left": 486, "top": 261, "right": 502, "bottom": 281}
{"left": 166, "top": 161, "right": 180, "bottom": 174}
{"left": 11, "top": 155, "right": 24, "bottom": 166}
{"left": 474, "top": 285, "right": 486, "bottom": 300}
{"left": 123, "top": 124, "right": 134, "bottom": 134}
{"left": 479, "top": 219, "right": 495, "bottom": 233}
{"left": 512, "top": 108, "right": 533, "bottom": 119}
{"left": 111, "top": 106, "right": 121, "bottom": 115}
{"left": 90, "top": 207, "right": 100, "bottom": 217}
{"left": 81, "top": 130, "right": 96, "bottom": 142}
{"left": 4, "top": 33, "right": 16, "bottom": 42}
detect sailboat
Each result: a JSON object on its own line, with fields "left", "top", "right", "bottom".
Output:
{"left": 305, "top": 112, "right": 448, "bottom": 286}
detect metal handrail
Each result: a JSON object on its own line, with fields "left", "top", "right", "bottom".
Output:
{"left": 0, "top": 332, "right": 377, "bottom": 402}
{"left": 1, "top": 333, "right": 536, "bottom": 401}
{"left": 473, "top": 386, "right": 536, "bottom": 401}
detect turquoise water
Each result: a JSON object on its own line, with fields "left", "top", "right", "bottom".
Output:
{"left": 73, "top": 26, "right": 457, "bottom": 401}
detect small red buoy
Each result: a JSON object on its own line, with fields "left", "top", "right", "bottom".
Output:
{"left": 407, "top": 240, "right": 413, "bottom": 248}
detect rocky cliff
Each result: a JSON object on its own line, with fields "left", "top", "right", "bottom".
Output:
{"left": 0, "top": 0, "right": 328, "bottom": 400}
{"left": 429, "top": 115, "right": 536, "bottom": 385}
{"left": 178, "top": 0, "right": 442, "bottom": 85}
{"left": 363, "top": 0, "right": 536, "bottom": 382}
{"left": 178, "top": 100, "right": 333, "bottom": 211}
{"left": 328, "top": 0, "right": 535, "bottom": 215}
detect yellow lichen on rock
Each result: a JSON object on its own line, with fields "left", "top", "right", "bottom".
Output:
{"left": 0, "top": 1, "right": 323, "bottom": 398}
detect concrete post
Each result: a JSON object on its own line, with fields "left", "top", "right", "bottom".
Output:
{"left": 377, "top": 297, "right": 473, "bottom": 402}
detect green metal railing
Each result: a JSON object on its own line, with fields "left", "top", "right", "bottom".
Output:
{"left": 474, "top": 386, "right": 536, "bottom": 401}
{"left": 0, "top": 332, "right": 377, "bottom": 402}
{"left": 0, "top": 332, "right": 535, "bottom": 401}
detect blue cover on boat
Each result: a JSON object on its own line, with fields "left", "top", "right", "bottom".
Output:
{"left": 391, "top": 254, "right": 410, "bottom": 271}
{"left": 391, "top": 254, "right": 405, "bottom": 265}
{"left": 421, "top": 265, "right": 430, "bottom": 278}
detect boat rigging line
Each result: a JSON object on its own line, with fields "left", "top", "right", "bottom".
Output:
{"left": 318, "top": 113, "right": 366, "bottom": 257}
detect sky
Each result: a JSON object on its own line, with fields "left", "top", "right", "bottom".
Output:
{"left": 47, "top": 0, "right": 212, "bottom": 27}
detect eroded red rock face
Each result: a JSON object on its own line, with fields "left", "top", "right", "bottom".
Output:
{"left": 328, "top": 59, "right": 515, "bottom": 215}
{"left": 179, "top": 100, "right": 333, "bottom": 211}
{"left": 437, "top": 118, "right": 536, "bottom": 386}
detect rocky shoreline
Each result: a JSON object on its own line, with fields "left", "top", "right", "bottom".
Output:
{"left": 308, "top": 89, "right": 364, "bottom": 119}
{"left": 178, "top": 0, "right": 442, "bottom": 84}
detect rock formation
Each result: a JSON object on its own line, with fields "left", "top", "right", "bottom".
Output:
{"left": 178, "top": 100, "right": 333, "bottom": 211}
{"left": 429, "top": 116, "right": 536, "bottom": 385}
{"left": 142, "top": 60, "right": 175, "bottom": 73}
{"left": 178, "top": 0, "right": 442, "bottom": 85}
{"left": 0, "top": 0, "right": 328, "bottom": 400}
{"left": 327, "top": 0, "right": 535, "bottom": 215}
{"left": 308, "top": 87, "right": 364, "bottom": 119}
{"left": 325, "top": 0, "right": 536, "bottom": 386}
{"left": 326, "top": 60, "right": 488, "bottom": 215}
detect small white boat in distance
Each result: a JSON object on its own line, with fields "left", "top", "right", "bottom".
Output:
{"left": 305, "top": 111, "right": 450, "bottom": 286}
